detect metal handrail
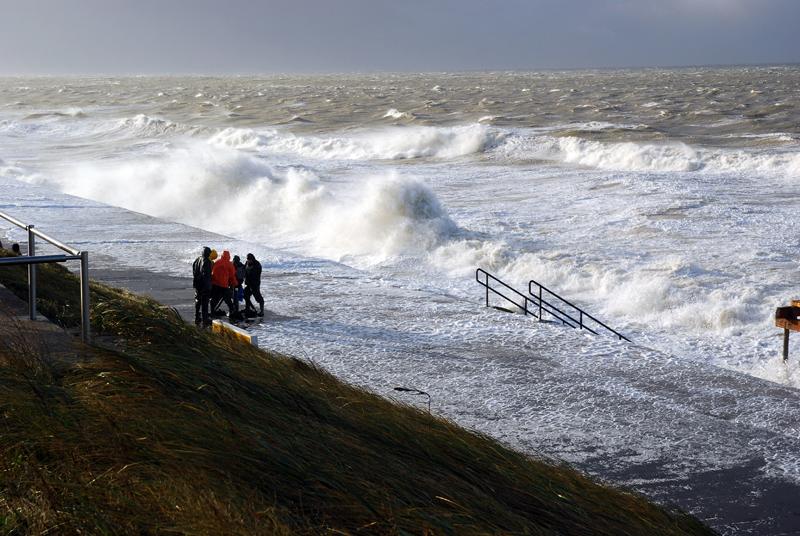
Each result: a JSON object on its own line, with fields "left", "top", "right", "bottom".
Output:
{"left": 476, "top": 268, "right": 536, "bottom": 317}
{"left": 0, "top": 211, "right": 90, "bottom": 343}
{"left": 476, "top": 268, "right": 585, "bottom": 328}
{"left": 528, "top": 279, "right": 630, "bottom": 342}
{"left": 475, "top": 268, "right": 630, "bottom": 342}
{"left": 0, "top": 254, "right": 82, "bottom": 265}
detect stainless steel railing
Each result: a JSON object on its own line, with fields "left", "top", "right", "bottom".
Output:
{"left": 0, "top": 211, "right": 90, "bottom": 343}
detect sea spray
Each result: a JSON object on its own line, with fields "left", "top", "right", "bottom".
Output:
{"left": 22, "top": 142, "right": 463, "bottom": 263}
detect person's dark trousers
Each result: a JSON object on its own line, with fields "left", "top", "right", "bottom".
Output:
{"left": 244, "top": 285, "right": 264, "bottom": 314}
{"left": 211, "top": 285, "right": 235, "bottom": 315}
{"left": 194, "top": 289, "right": 210, "bottom": 325}
{"left": 210, "top": 285, "right": 225, "bottom": 314}
{"left": 231, "top": 287, "right": 240, "bottom": 313}
{"left": 222, "top": 288, "right": 235, "bottom": 314}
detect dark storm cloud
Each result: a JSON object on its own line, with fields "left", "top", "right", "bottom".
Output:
{"left": 0, "top": 0, "right": 797, "bottom": 74}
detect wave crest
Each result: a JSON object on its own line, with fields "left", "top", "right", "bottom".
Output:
{"left": 499, "top": 134, "right": 800, "bottom": 176}
{"left": 113, "top": 114, "right": 193, "bottom": 137}
{"left": 210, "top": 125, "right": 505, "bottom": 160}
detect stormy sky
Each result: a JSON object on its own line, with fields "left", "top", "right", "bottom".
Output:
{"left": 0, "top": 0, "right": 798, "bottom": 74}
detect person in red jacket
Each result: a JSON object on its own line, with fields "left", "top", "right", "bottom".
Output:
{"left": 210, "top": 250, "right": 238, "bottom": 317}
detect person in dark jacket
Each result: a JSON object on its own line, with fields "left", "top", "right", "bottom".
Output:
{"left": 232, "top": 255, "right": 246, "bottom": 309}
{"left": 244, "top": 253, "right": 264, "bottom": 317}
{"left": 11, "top": 243, "right": 21, "bottom": 255}
{"left": 192, "top": 246, "right": 213, "bottom": 327}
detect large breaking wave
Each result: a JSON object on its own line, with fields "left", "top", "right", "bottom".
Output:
{"left": 19, "top": 142, "right": 463, "bottom": 264}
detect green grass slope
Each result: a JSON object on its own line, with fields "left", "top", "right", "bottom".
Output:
{"left": 0, "top": 255, "right": 715, "bottom": 535}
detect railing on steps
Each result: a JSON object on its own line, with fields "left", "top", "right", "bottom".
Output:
{"left": 528, "top": 278, "right": 630, "bottom": 341}
{"left": 476, "top": 268, "right": 630, "bottom": 342}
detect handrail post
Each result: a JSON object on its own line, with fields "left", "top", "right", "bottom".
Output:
{"left": 485, "top": 274, "right": 489, "bottom": 307}
{"left": 538, "top": 285, "right": 542, "bottom": 321}
{"left": 27, "top": 225, "right": 37, "bottom": 320}
{"left": 784, "top": 328, "right": 790, "bottom": 361}
{"left": 79, "top": 251, "right": 91, "bottom": 344}
{"left": 579, "top": 311, "right": 583, "bottom": 330}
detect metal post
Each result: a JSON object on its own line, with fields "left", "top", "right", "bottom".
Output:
{"left": 579, "top": 311, "right": 583, "bottom": 330}
{"left": 485, "top": 275, "right": 489, "bottom": 307}
{"left": 79, "top": 251, "right": 91, "bottom": 344}
{"left": 538, "top": 286, "right": 543, "bottom": 321}
{"left": 784, "top": 328, "right": 790, "bottom": 362}
{"left": 523, "top": 297, "right": 528, "bottom": 316}
{"left": 27, "top": 225, "right": 36, "bottom": 320}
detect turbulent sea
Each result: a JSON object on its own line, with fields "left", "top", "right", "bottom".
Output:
{"left": 3, "top": 68, "right": 800, "bottom": 532}
{"left": 2, "top": 68, "right": 799, "bottom": 382}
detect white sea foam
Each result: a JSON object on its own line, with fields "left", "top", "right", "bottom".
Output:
{"left": 498, "top": 134, "right": 800, "bottom": 176}
{"left": 383, "top": 108, "right": 412, "bottom": 120}
{"left": 113, "top": 114, "right": 187, "bottom": 137}
{"left": 210, "top": 125, "right": 505, "bottom": 160}
{"left": 208, "top": 124, "right": 800, "bottom": 177}
{"left": 19, "top": 142, "right": 464, "bottom": 266}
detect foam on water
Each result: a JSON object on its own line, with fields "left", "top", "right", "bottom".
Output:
{"left": 382, "top": 108, "right": 413, "bottom": 120}
{"left": 498, "top": 134, "right": 800, "bottom": 176}
{"left": 112, "top": 114, "right": 188, "bottom": 137}
{"left": 1, "top": 71, "right": 800, "bottom": 395}
{"left": 20, "top": 142, "right": 466, "bottom": 266}
{"left": 210, "top": 124, "right": 505, "bottom": 160}
{"left": 207, "top": 123, "right": 800, "bottom": 178}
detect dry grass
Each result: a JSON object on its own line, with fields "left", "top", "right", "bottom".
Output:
{"left": 0, "top": 256, "right": 716, "bottom": 535}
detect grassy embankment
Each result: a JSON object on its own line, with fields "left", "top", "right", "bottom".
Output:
{"left": 0, "top": 254, "right": 715, "bottom": 534}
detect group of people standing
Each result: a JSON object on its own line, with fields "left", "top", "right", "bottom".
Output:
{"left": 192, "top": 246, "right": 264, "bottom": 327}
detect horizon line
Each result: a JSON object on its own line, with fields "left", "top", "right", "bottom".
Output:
{"left": 1, "top": 61, "right": 798, "bottom": 78}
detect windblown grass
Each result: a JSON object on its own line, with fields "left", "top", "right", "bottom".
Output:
{"left": 0, "top": 256, "right": 716, "bottom": 534}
